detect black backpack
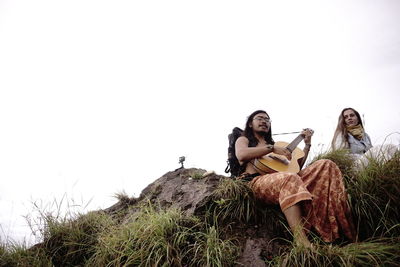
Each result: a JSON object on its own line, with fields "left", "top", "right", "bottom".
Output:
{"left": 224, "top": 127, "right": 245, "bottom": 177}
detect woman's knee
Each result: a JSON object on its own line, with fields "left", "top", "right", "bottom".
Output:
{"left": 315, "top": 159, "right": 338, "bottom": 168}
{"left": 284, "top": 173, "right": 303, "bottom": 184}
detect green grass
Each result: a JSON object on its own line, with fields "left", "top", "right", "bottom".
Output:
{"left": 191, "top": 225, "right": 238, "bottom": 267}
{"left": 113, "top": 190, "right": 131, "bottom": 203}
{"left": 313, "top": 149, "right": 400, "bottom": 240}
{"left": 42, "top": 211, "right": 114, "bottom": 266}
{"left": 207, "top": 178, "right": 256, "bottom": 223}
{"left": 88, "top": 205, "right": 197, "bottom": 266}
{"left": 0, "top": 240, "right": 52, "bottom": 267}
{"left": 87, "top": 204, "right": 238, "bottom": 266}
{"left": 311, "top": 149, "right": 357, "bottom": 178}
{"left": 1, "top": 148, "right": 400, "bottom": 266}
{"left": 269, "top": 238, "right": 400, "bottom": 267}
{"left": 1, "top": 202, "right": 239, "bottom": 266}
{"left": 205, "top": 178, "right": 287, "bottom": 236}
{"left": 190, "top": 170, "right": 206, "bottom": 180}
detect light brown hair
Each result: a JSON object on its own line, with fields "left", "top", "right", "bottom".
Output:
{"left": 331, "top": 107, "right": 363, "bottom": 149}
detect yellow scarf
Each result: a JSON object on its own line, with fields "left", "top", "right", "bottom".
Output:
{"left": 346, "top": 124, "right": 364, "bottom": 140}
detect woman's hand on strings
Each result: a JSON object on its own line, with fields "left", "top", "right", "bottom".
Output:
{"left": 272, "top": 146, "right": 292, "bottom": 160}
{"left": 302, "top": 128, "right": 314, "bottom": 145}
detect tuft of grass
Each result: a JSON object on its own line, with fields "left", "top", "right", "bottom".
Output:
{"left": 311, "top": 149, "right": 356, "bottom": 178}
{"left": 206, "top": 178, "right": 287, "bottom": 234}
{"left": 42, "top": 211, "right": 114, "bottom": 266}
{"left": 312, "top": 149, "right": 400, "bottom": 240}
{"left": 88, "top": 203, "right": 240, "bottom": 266}
{"left": 2, "top": 198, "right": 241, "bottom": 266}
{"left": 190, "top": 170, "right": 206, "bottom": 180}
{"left": 346, "top": 152, "right": 400, "bottom": 239}
{"left": 87, "top": 205, "right": 201, "bottom": 266}
{"left": 0, "top": 241, "right": 52, "bottom": 267}
{"left": 269, "top": 238, "right": 400, "bottom": 267}
{"left": 1, "top": 195, "right": 113, "bottom": 266}
{"left": 206, "top": 178, "right": 257, "bottom": 224}
{"left": 191, "top": 225, "right": 239, "bottom": 267}
{"left": 113, "top": 190, "right": 131, "bottom": 203}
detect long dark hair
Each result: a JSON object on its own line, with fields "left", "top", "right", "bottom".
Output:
{"left": 243, "top": 110, "right": 275, "bottom": 147}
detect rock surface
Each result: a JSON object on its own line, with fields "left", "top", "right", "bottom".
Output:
{"left": 103, "top": 168, "right": 288, "bottom": 266}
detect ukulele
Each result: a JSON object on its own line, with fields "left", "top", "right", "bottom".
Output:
{"left": 253, "top": 129, "right": 313, "bottom": 174}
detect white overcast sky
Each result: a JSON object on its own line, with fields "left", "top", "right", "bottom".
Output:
{"left": 1, "top": 0, "right": 399, "bottom": 244}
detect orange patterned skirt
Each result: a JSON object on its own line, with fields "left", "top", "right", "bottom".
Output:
{"left": 248, "top": 159, "right": 356, "bottom": 242}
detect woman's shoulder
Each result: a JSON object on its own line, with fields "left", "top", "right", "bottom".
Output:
{"left": 236, "top": 135, "right": 249, "bottom": 144}
{"left": 347, "top": 133, "right": 357, "bottom": 143}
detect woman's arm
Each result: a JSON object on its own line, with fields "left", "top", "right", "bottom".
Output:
{"left": 298, "top": 144, "right": 311, "bottom": 169}
{"left": 235, "top": 136, "right": 291, "bottom": 163}
{"left": 298, "top": 129, "right": 313, "bottom": 169}
{"left": 235, "top": 136, "right": 273, "bottom": 163}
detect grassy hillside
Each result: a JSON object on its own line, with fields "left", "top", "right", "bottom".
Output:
{"left": 1, "top": 150, "right": 400, "bottom": 266}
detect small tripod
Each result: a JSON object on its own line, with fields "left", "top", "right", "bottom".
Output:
{"left": 175, "top": 156, "right": 185, "bottom": 171}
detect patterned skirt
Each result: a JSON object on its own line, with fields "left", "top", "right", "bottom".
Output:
{"left": 248, "top": 159, "right": 356, "bottom": 242}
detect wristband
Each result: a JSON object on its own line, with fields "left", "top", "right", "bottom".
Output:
{"left": 266, "top": 144, "right": 274, "bottom": 152}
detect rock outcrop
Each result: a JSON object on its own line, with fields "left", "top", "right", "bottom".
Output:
{"left": 102, "top": 168, "right": 289, "bottom": 266}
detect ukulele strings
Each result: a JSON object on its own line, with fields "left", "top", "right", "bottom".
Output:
{"left": 272, "top": 131, "right": 301, "bottom": 136}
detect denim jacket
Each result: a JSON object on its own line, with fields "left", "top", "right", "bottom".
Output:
{"left": 347, "top": 133, "right": 373, "bottom": 154}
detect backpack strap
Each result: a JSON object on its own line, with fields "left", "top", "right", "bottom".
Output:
{"left": 225, "top": 127, "right": 244, "bottom": 177}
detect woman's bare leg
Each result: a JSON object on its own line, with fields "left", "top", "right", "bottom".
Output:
{"left": 283, "top": 204, "right": 312, "bottom": 248}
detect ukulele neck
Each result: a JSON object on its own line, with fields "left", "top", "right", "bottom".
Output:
{"left": 286, "top": 134, "right": 304, "bottom": 152}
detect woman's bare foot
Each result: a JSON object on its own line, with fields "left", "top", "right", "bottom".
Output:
{"left": 294, "top": 235, "right": 313, "bottom": 249}
{"left": 283, "top": 204, "right": 313, "bottom": 249}
{"left": 292, "top": 225, "right": 313, "bottom": 249}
